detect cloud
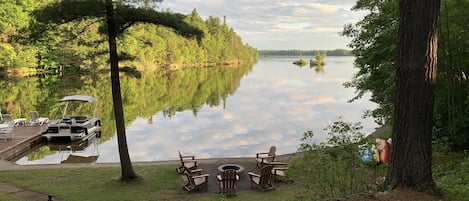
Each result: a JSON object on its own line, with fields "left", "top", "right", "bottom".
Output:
{"left": 159, "top": 0, "right": 365, "bottom": 50}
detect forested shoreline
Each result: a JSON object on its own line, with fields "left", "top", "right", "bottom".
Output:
{"left": 258, "top": 49, "right": 352, "bottom": 56}
{"left": 0, "top": 1, "right": 257, "bottom": 75}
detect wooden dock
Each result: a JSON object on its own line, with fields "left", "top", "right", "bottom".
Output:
{"left": 0, "top": 125, "right": 47, "bottom": 160}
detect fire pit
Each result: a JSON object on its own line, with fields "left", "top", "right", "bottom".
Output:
{"left": 217, "top": 164, "right": 245, "bottom": 174}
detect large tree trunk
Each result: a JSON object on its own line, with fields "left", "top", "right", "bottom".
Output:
{"left": 385, "top": 0, "right": 440, "bottom": 194}
{"left": 105, "top": 0, "right": 138, "bottom": 181}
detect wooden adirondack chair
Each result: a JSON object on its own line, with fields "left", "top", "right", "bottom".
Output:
{"left": 270, "top": 156, "right": 293, "bottom": 182}
{"left": 216, "top": 169, "right": 239, "bottom": 195}
{"left": 176, "top": 150, "right": 198, "bottom": 174}
{"left": 248, "top": 165, "right": 275, "bottom": 191}
{"left": 255, "top": 146, "right": 276, "bottom": 166}
{"left": 182, "top": 167, "right": 209, "bottom": 193}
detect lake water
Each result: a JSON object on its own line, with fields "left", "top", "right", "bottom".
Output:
{"left": 14, "top": 56, "right": 377, "bottom": 165}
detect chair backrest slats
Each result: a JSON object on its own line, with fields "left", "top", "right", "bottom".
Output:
{"left": 268, "top": 146, "right": 276, "bottom": 157}
{"left": 30, "top": 111, "right": 39, "bottom": 121}
{"left": 220, "top": 169, "right": 237, "bottom": 190}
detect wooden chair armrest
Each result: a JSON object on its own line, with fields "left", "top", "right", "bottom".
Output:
{"left": 217, "top": 175, "right": 240, "bottom": 181}
{"left": 181, "top": 160, "right": 198, "bottom": 164}
{"left": 273, "top": 168, "right": 288, "bottom": 175}
{"left": 180, "top": 155, "right": 195, "bottom": 160}
{"left": 248, "top": 172, "right": 260, "bottom": 178}
{"left": 259, "top": 156, "right": 276, "bottom": 164}
{"left": 259, "top": 155, "right": 275, "bottom": 159}
{"left": 190, "top": 169, "right": 203, "bottom": 174}
{"left": 269, "top": 161, "right": 287, "bottom": 166}
{"left": 256, "top": 152, "right": 269, "bottom": 157}
{"left": 273, "top": 167, "right": 288, "bottom": 171}
{"left": 192, "top": 174, "right": 210, "bottom": 179}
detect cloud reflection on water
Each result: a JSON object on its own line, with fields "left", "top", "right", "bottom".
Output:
{"left": 95, "top": 56, "right": 377, "bottom": 163}
{"left": 14, "top": 56, "right": 377, "bottom": 165}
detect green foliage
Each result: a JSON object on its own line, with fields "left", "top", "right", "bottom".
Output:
{"left": 310, "top": 52, "right": 326, "bottom": 66}
{"left": 432, "top": 151, "right": 469, "bottom": 200}
{"left": 341, "top": 0, "right": 398, "bottom": 125}
{"left": 291, "top": 119, "right": 383, "bottom": 200}
{"left": 293, "top": 58, "right": 308, "bottom": 66}
{"left": 0, "top": 0, "right": 50, "bottom": 68}
{"left": 342, "top": 0, "right": 469, "bottom": 150}
{"left": 1, "top": 1, "right": 257, "bottom": 70}
{"left": 0, "top": 60, "right": 254, "bottom": 157}
{"left": 432, "top": 0, "right": 469, "bottom": 151}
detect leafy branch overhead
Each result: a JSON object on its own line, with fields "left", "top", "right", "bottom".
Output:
{"left": 33, "top": 0, "right": 203, "bottom": 40}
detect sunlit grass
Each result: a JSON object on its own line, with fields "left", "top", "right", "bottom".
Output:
{"left": 0, "top": 146, "right": 466, "bottom": 200}
{"left": 0, "top": 164, "right": 297, "bottom": 201}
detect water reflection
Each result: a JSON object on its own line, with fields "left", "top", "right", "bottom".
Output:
{"left": 15, "top": 135, "right": 100, "bottom": 165}
{"left": 5, "top": 56, "right": 377, "bottom": 165}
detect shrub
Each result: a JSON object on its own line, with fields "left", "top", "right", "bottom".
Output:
{"left": 290, "top": 119, "right": 385, "bottom": 200}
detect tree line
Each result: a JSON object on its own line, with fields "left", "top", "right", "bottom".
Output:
{"left": 0, "top": 0, "right": 258, "bottom": 73}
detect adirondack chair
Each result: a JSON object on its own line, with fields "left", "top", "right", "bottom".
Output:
{"left": 248, "top": 165, "right": 275, "bottom": 191}
{"left": 2, "top": 114, "right": 27, "bottom": 127}
{"left": 216, "top": 169, "right": 239, "bottom": 195}
{"left": 255, "top": 146, "right": 276, "bottom": 166}
{"left": 0, "top": 121, "right": 15, "bottom": 141}
{"left": 180, "top": 167, "right": 202, "bottom": 188}
{"left": 270, "top": 156, "right": 293, "bottom": 182}
{"left": 176, "top": 150, "right": 198, "bottom": 174}
{"left": 182, "top": 167, "right": 209, "bottom": 193}
{"left": 29, "top": 111, "right": 49, "bottom": 126}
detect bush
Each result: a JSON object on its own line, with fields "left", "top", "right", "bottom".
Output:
{"left": 290, "top": 119, "right": 385, "bottom": 200}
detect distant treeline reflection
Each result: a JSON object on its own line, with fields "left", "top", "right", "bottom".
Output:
{"left": 0, "top": 62, "right": 254, "bottom": 143}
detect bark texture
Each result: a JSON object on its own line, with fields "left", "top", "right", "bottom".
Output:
{"left": 105, "top": 0, "right": 138, "bottom": 180}
{"left": 385, "top": 0, "right": 440, "bottom": 194}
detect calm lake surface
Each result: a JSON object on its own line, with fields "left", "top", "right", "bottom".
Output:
{"left": 14, "top": 56, "right": 377, "bottom": 165}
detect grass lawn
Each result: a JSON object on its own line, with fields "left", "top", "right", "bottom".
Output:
{"left": 0, "top": 136, "right": 467, "bottom": 201}
{"left": 0, "top": 164, "right": 298, "bottom": 201}
{"left": 0, "top": 192, "right": 23, "bottom": 201}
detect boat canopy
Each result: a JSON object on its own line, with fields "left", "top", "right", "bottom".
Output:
{"left": 59, "top": 95, "right": 96, "bottom": 103}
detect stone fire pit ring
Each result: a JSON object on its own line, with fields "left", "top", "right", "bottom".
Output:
{"left": 217, "top": 163, "right": 245, "bottom": 174}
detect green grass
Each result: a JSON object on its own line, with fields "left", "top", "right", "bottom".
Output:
{"left": 0, "top": 192, "right": 23, "bottom": 201}
{"left": 0, "top": 147, "right": 467, "bottom": 200}
{"left": 0, "top": 151, "right": 467, "bottom": 201}
{"left": 433, "top": 151, "right": 469, "bottom": 201}
{"left": 0, "top": 164, "right": 297, "bottom": 201}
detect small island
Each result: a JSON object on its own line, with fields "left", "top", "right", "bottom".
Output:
{"left": 293, "top": 58, "right": 309, "bottom": 66}
{"left": 310, "top": 52, "right": 326, "bottom": 66}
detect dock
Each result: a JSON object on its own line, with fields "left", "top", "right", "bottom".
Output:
{"left": 0, "top": 125, "right": 47, "bottom": 160}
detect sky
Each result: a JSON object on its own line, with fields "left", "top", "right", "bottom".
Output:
{"left": 158, "top": 0, "right": 366, "bottom": 50}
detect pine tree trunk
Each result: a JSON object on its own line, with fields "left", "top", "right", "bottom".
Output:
{"left": 105, "top": 0, "right": 138, "bottom": 181}
{"left": 385, "top": 0, "right": 440, "bottom": 194}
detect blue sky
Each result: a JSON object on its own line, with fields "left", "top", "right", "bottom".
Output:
{"left": 158, "top": 0, "right": 366, "bottom": 50}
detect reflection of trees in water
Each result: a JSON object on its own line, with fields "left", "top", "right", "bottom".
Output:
{"left": 312, "top": 65, "right": 325, "bottom": 74}
{"left": 0, "top": 62, "right": 254, "bottom": 144}
{"left": 23, "top": 146, "right": 55, "bottom": 161}
{"left": 21, "top": 136, "right": 100, "bottom": 162}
